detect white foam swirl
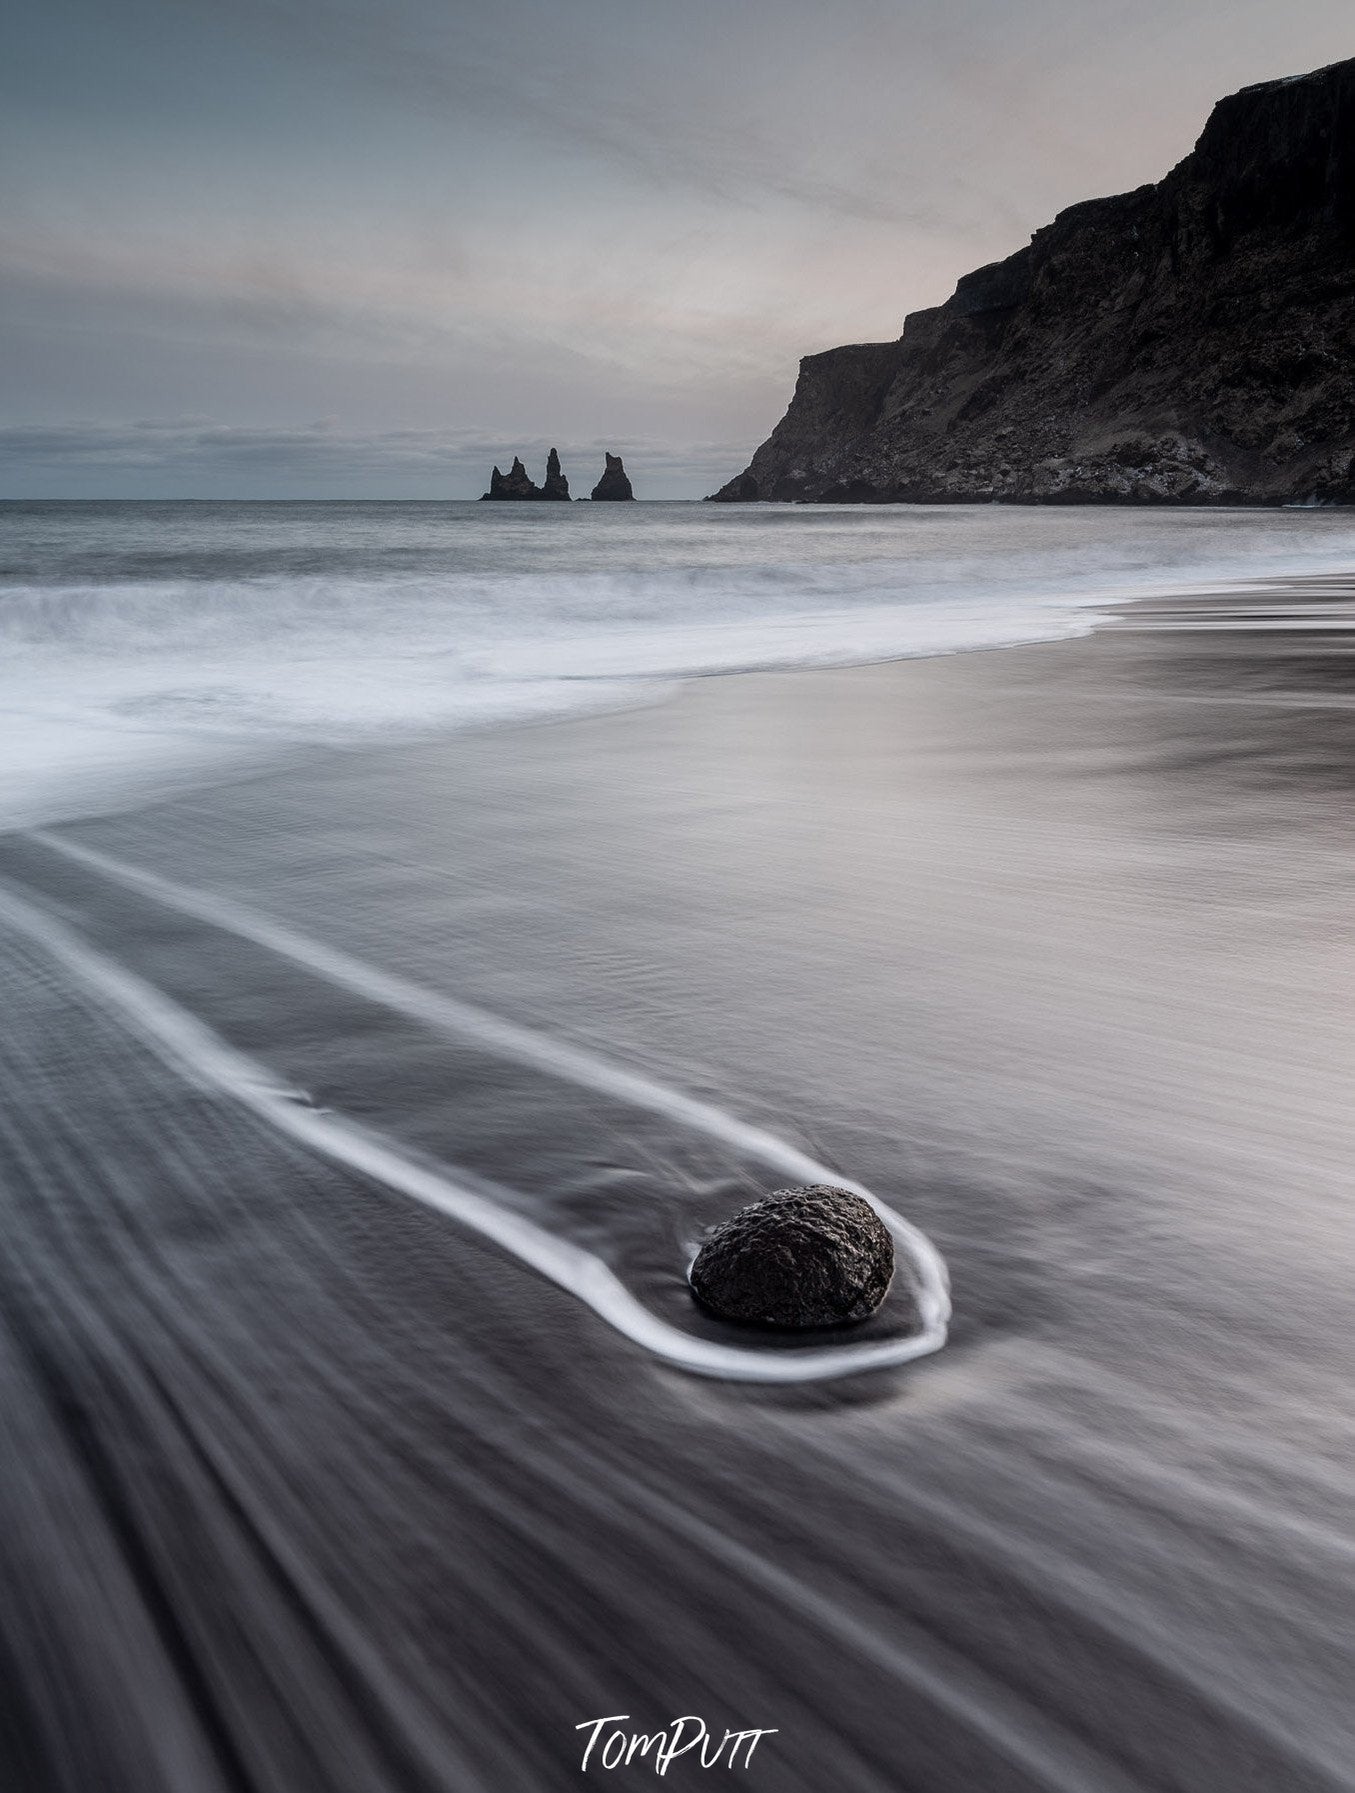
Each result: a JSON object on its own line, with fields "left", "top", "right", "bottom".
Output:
{"left": 9, "top": 836, "right": 951, "bottom": 1381}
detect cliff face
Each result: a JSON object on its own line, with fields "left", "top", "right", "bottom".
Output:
{"left": 712, "top": 58, "right": 1355, "bottom": 505}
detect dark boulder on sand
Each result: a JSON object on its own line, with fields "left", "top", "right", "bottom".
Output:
{"left": 591, "top": 453, "right": 634, "bottom": 501}
{"left": 689, "top": 1184, "right": 894, "bottom": 1329}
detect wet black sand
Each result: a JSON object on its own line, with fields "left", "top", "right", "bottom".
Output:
{"left": 5, "top": 592, "right": 1355, "bottom": 1790}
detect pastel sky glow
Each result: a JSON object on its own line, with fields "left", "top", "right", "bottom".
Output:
{"left": 4, "top": 0, "right": 1353, "bottom": 496}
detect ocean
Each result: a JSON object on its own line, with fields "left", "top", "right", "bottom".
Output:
{"left": 6, "top": 500, "right": 1355, "bottom": 1789}
{"left": 5, "top": 498, "right": 1355, "bottom": 827}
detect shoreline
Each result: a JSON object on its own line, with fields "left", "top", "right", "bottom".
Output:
{"left": 9, "top": 554, "right": 1355, "bottom": 845}
{"left": 7, "top": 563, "right": 1355, "bottom": 1786}
{"left": 7, "top": 493, "right": 1355, "bottom": 847}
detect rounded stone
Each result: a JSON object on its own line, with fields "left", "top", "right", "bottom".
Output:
{"left": 688, "top": 1184, "right": 895, "bottom": 1329}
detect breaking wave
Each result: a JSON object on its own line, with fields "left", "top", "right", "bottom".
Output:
{"left": 4, "top": 498, "right": 1355, "bottom": 827}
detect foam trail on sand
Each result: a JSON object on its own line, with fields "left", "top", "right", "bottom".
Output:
{"left": 4, "top": 856, "right": 949, "bottom": 1381}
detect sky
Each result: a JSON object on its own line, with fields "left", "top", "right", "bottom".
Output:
{"left": 2, "top": 0, "right": 1352, "bottom": 498}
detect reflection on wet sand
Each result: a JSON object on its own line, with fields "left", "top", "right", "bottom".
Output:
{"left": 4, "top": 588, "right": 1355, "bottom": 1789}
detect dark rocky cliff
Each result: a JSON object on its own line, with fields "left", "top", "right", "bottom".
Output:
{"left": 712, "top": 58, "right": 1355, "bottom": 505}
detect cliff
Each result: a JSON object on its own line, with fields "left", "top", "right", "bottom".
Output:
{"left": 711, "top": 58, "right": 1355, "bottom": 505}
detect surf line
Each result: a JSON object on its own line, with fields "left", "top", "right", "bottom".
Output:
{"left": 20, "top": 832, "right": 951, "bottom": 1378}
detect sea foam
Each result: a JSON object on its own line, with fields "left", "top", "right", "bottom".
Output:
{"left": 6, "top": 836, "right": 952, "bottom": 1383}
{"left": 4, "top": 500, "right": 1355, "bottom": 829}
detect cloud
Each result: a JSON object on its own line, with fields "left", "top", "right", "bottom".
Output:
{"left": 0, "top": 418, "right": 486, "bottom": 472}
{"left": 205, "top": 0, "right": 959, "bottom": 230}
{"left": 0, "top": 218, "right": 846, "bottom": 388}
{"left": 0, "top": 419, "right": 754, "bottom": 496}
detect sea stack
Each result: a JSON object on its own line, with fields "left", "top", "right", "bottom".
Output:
{"left": 482, "top": 456, "right": 541, "bottom": 500}
{"left": 689, "top": 1185, "right": 894, "bottom": 1329}
{"left": 591, "top": 453, "right": 634, "bottom": 501}
{"left": 710, "top": 56, "right": 1355, "bottom": 505}
{"left": 541, "top": 447, "right": 571, "bottom": 501}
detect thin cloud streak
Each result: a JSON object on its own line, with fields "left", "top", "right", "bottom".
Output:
{"left": 0, "top": 221, "right": 887, "bottom": 417}
{"left": 208, "top": 0, "right": 956, "bottom": 230}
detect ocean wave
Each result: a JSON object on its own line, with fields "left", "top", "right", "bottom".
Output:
{"left": 3, "top": 501, "right": 1355, "bottom": 828}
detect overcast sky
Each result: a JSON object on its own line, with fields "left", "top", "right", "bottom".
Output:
{"left": 3, "top": 0, "right": 1352, "bottom": 497}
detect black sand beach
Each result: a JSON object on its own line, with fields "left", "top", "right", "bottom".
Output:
{"left": 5, "top": 592, "right": 1355, "bottom": 1791}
